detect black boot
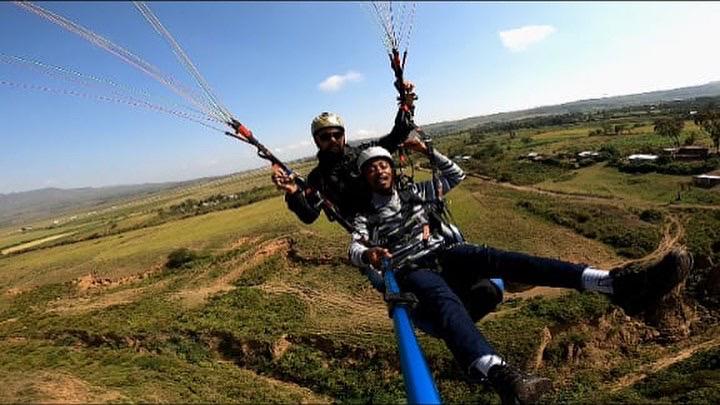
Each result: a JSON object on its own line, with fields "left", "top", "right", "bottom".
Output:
{"left": 610, "top": 247, "right": 693, "bottom": 315}
{"left": 487, "top": 364, "right": 552, "bottom": 405}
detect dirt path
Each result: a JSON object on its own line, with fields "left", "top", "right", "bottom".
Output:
{"left": 655, "top": 214, "right": 685, "bottom": 256}
{"left": 171, "top": 238, "right": 290, "bottom": 307}
{"left": 604, "top": 213, "right": 686, "bottom": 273}
{"left": 669, "top": 203, "right": 720, "bottom": 211}
{"left": 1, "top": 232, "right": 75, "bottom": 255}
{"left": 466, "top": 174, "right": 621, "bottom": 205}
{"left": 609, "top": 334, "right": 720, "bottom": 392}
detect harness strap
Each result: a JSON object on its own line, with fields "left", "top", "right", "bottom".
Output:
{"left": 384, "top": 291, "right": 419, "bottom": 318}
{"left": 304, "top": 187, "right": 325, "bottom": 210}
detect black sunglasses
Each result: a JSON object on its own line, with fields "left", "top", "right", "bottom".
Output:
{"left": 316, "top": 130, "right": 344, "bottom": 142}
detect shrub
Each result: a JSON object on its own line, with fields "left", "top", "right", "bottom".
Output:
{"left": 639, "top": 209, "right": 663, "bottom": 223}
{"left": 163, "top": 186, "right": 281, "bottom": 218}
{"left": 616, "top": 157, "right": 720, "bottom": 175}
{"left": 166, "top": 248, "right": 200, "bottom": 269}
{"left": 599, "top": 144, "right": 621, "bottom": 161}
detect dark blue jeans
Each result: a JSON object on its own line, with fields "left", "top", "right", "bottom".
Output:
{"left": 397, "top": 243, "right": 586, "bottom": 371}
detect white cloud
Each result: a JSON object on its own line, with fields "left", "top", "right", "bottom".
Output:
{"left": 274, "top": 140, "right": 312, "bottom": 153}
{"left": 352, "top": 129, "right": 377, "bottom": 140}
{"left": 318, "top": 71, "right": 363, "bottom": 93}
{"left": 499, "top": 25, "right": 557, "bottom": 52}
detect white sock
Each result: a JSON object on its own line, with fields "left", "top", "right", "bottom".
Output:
{"left": 581, "top": 267, "right": 613, "bottom": 294}
{"left": 469, "top": 354, "right": 505, "bottom": 376}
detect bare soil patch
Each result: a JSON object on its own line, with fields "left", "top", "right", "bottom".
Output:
{"left": 0, "top": 371, "right": 125, "bottom": 403}
{"left": 226, "top": 235, "right": 260, "bottom": 250}
{"left": 259, "top": 279, "right": 390, "bottom": 341}
{"left": 48, "top": 285, "right": 160, "bottom": 314}
{"left": 73, "top": 262, "right": 163, "bottom": 291}
{"left": 3, "top": 287, "right": 27, "bottom": 297}
{"left": 171, "top": 237, "right": 291, "bottom": 307}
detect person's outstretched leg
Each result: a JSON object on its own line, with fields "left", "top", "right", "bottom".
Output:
{"left": 439, "top": 243, "right": 587, "bottom": 289}
{"left": 399, "top": 269, "right": 551, "bottom": 404}
{"left": 439, "top": 243, "right": 693, "bottom": 315}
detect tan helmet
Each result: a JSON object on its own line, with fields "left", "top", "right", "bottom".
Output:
{"left": 311, "top": 112, "right": 345, "bottom": 136}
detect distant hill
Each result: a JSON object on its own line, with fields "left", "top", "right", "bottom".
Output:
{"left": 0, "top": 163, "right": 310, "bottom": 229}
{"left": 0, "top": 183, "right": 190, "bottom": 228}
{"left": 422, "top": 81, "right": 720, "bottom": 136}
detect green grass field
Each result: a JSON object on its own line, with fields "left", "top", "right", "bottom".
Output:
{"left": 0, "top": 113, "right": 718, "bottom": 403}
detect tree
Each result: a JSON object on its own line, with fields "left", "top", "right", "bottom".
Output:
{"left": 653, "top": 117, "right": 685, "bottom": 147}
{"left": 506, "top": 122, "right": 518, "bottom": 139}
{"left": 601, "top": 121, "right": 613, "bottom": 135}
{"left": 695, "top": 109, "right": 720, "bottom": 153}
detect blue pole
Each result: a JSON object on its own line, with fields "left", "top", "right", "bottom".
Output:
{"left": 383, "top": 261, "right": 442, "bottom": 404}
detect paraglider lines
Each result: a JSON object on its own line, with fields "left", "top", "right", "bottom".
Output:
{"left": 0, "top": 52, "right": 218, "bottom": 123}
{"left": 13, "top": 1, "right": 226, "bottom": 125}
{"left": 0, "top": 79, "right": 226, "bottom": 133}
{"left": 132, "top": 2, "right": 234, "bottom": 124}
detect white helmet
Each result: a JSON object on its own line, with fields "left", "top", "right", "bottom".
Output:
{"left": 357, "top": 146, "right": 393, "bottom": 172}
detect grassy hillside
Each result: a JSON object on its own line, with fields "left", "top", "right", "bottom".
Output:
{"left": 1, "top": 108, "right": 719, "bottom": 403}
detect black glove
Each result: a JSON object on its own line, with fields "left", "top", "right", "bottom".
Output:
{"left": 394, "top": 107, "right": 416, "bottom": 138}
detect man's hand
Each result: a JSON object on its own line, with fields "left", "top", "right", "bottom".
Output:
{"left": 402, "top": 80, "right": 417, "bottom": 108}
{"left": 403, "top": 80, "right": 415, "bottom": 95}
{"left": 363, "top": 247, "right": 392, "bottom": 269}
{"left": 400, "top": 134, "right": 429, "bottom": 156}
{"left": 271, "top": 164, "right": 299, "bottom": 194}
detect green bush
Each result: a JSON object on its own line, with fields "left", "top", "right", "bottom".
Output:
{"left": 522, "top": 292, "right": 611, "bottom": 324}
{"left": 166, "top": 248, "right": 201, "bottom": 269}
{"left": 639, "top": 209, "right": 663, "bottom": 223}
{"left": 599, "top": 144, "right": 621, "bottom": 160}
{"left": 616, "top": 157, "right": 720, "bottom": 175}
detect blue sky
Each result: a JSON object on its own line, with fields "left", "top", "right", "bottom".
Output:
{"left": 2, "top": 1, "right": 720, "bottom": 193}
